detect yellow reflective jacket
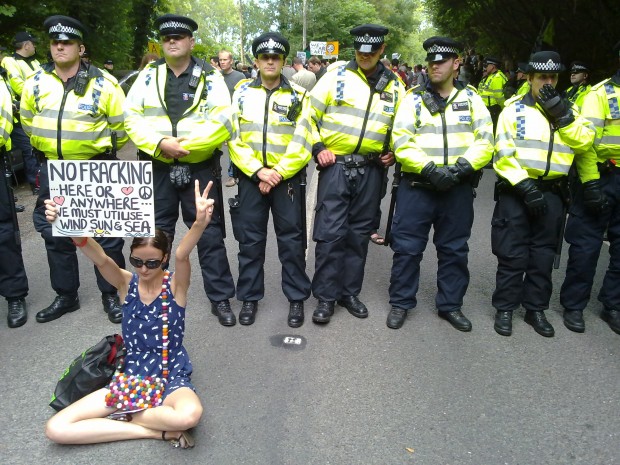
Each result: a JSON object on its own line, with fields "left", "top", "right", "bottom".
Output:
{"left": 564, "top": 83, "right": 591, "bottom": 109}
{"left": 1, "top": 54, "right": 41, "bottom": 97}
{"left": 124, "top": 58, "right": 232, "bottom": 164}
{"left": 229, "top": 76, "right": 312, "bottom": 180}
{"left": 479, "top": 70, "right": 508, "bottom": 108}
{"left": 0, "top": 75, "right": 13, "bottom": 150}
{"left": 309, "top": 61, "right": 405, "bottom": 156}
{"left": 20, "top": 63, "right": 128, "bottom": 160}
{"left": 577, "top": 73, "right": 620, "bottom": 181}
{"left": 494, "top": 92, "right": 595, "bottom": 185}
{"left": 392, "top": 82, "right": 494, "bottom": 173}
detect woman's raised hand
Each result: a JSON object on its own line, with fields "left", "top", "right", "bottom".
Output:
{"left": 194, "top": 180, "right": 215, "bottom": 227}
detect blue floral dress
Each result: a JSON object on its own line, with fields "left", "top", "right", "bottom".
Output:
{"left": 120, "top": 271, "right": 194, "bottom": 400}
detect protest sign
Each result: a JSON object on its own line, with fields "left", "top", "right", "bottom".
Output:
{"left": 48, "top": 160, "right": 155, "bottom": 238}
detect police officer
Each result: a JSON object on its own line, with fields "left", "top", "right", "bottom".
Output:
{"left": 20, "top": 16, "right": 129, "bottom": 324}
{"left": 478, "top": 56, "right": 507, "bottom": 130}
{"left": 387, "top": 37, "right": 493, "bottom": 331}
{"left": 228, "top": 32, "right": 312, "bottom": 327}
{"left": 306, "top": 24, "right": 404, "bottom": 324}
{"left": 564, "top": 61, "right": 591, "bottom": 109}
{"left": 1, "top": 31, "right": 41, "bottom": 194}
{"left": 492, "top": 51, "right": 595, "bottom": 337}
{"left": 560, "top": 42, "right": 620, "bottom": 335}
{"left": 0, "top": 69, "right": 29, "bottom": 328}
{"left": 124, "top": 14, "right": 236, "bottom": 326}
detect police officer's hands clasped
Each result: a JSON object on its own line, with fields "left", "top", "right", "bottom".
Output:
{"left": 379, "top": 151, "right": 395, "bottom": 167}
{"left": 316, "top": 149, "right": 336, "bottom": 168}
{"left": 582, "top": 180, "right": 610, "bottom": 215}
{"left": 537, "top": 84, "right": 575, "bottom": 128}
{"left": 257, "top": 167, "right": 282, "bottom": 193}
{"left": 159, "top": 136, "right": 190, "bottom": 159}
{"left": 514, "top": 178, "right": 547, "bottom": 217}
{"left": 421, "top": 161, "right": 458, "bottom": 191}
{"left": 447, "top": 157, "right": 475, "bottom": 180}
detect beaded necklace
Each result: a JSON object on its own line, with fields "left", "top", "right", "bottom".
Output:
{"left": 105, "top": 270, "right": 171, "bottom": 412}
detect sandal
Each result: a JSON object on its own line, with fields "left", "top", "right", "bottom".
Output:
{"left": 162, "top": 430, "right": 195, "bottom": 449}
{"left": 370, "top": 232, "right": 385, "bottom": 245}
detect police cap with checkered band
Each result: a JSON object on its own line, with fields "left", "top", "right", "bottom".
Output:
{"left": 350, "top": 24, "right": 389, "bottom": 53}
{"left": 423, "top": 36, "right": 462, "bottom": 63}
{"left": 44, "top": 15, "right": 87, "bottom": 41}
{"left": 252, "top": 32, "right": 290, "bottom": 58}
{"left": 527, "top": 51, "right": 564, "bottom": 73}
{"left": 154, "top": 14, "right": 198, "bottom": 37}
{"left": 569, "top": 61, "right": 589, "bottom": 74}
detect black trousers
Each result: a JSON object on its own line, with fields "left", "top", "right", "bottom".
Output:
{"left": 152, "top": 161, "right": 235, "bottom": 303}
{"left": 230, "top": 173, "right": 310, "bottom": 302}
{"left": 389, "top": 181, "right": 474, "bottom": 312}
{"left": 311, "top": 161, "right": 383, "bottom": 301}
{"left": 561, "top": 169, "right": 620, "bottom": 312}
{"left": 33, "top": 161, "right": 125, "bottom": 296}
{"left": 491, "top": 190, "right": 564, "bottom": 312}
{"left": 0, "top": 169, "right": 28, "bottom": 300}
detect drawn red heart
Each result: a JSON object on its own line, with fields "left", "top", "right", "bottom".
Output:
{"left": 53, "top": 196, "right": 65, "bottom": 206}
{"left": 121, "top": 187, "right": 134, "bottom": 195}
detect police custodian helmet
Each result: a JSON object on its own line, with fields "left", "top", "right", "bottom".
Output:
{"left": 251, "top": 32, "right": 290, "bottom": 58}
{"left": 423, "top": 36, "right": 462, "bottom": 62}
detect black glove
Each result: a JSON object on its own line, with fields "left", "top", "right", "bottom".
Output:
{"left": 421, "top": 162, "right": 458, "bottom": 191}
{"left": 514, "top": 178, "right": 547, "bottom": 217}
{"left": 447, "top": 157, "right": 475, "bottom": 180}
{"left": 537, "top": 84, "right": 575, "bottom": 128}
{"left": 582, "top": 180, "right": 610, "bottom": 215}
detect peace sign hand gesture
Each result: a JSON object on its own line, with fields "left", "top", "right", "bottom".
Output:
{"left": 194, "top": 179, "right": 215, "bottom": 228}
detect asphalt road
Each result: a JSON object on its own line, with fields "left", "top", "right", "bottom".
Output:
{"left": 1, "top": 145, "right": 618, "bottom": 465}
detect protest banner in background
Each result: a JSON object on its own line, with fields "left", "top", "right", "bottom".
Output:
{"left": 48, "top": 160, "right": 155, "bottom": 238}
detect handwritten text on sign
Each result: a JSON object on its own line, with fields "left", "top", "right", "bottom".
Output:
{"left": 49, "top": 160, "right": 155, "bottom": 238}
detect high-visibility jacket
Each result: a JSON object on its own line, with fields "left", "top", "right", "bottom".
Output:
{"left": 0, "top": 75, "right": 13, "bottom": 149}
{"left": 479, "top": 70, "right": 508, "bottom": 108}
{"left": 20, "top": 63, "right": 127, "bottom": 160}
{"left": 494, "top": 92, "right": 595, "bottom": 185}
{"left": 229, "top": 76, "right": 312, "bottom": 180}
{"left": 309, "top": 60, "right": 405, "bottom": 156}
{"left": 124, "top": 58, "right": 232, "bottom": 164}
{"left": 392, "top": 81, "right": 494, "bottom": 173}
{"left": 577, "top": 72, "right": 620, "bottom": 181}
{"left": 1, "top": 53, "right": 41, "bottom": 98}
{"left": 564, "top": 83, "right": 591, "bottom": 109}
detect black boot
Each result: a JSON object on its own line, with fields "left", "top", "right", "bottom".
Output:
{"left": 312, "top": 300, "right": 334, "bottom": 324}
{"left": 36, "top": 294, "right": 80, "bottom": 323}
{"left": 438, "top": 310, "right": 472, "bottom": 331}
{"left": 211, "top": 300, "right": 236, "bottom": 326}
{"left": 337, "top": 295, "right": 368, "bottom": 318}
{"left": 494, "top": 311, "right": 513, "bottom": 336}
{"left": 524, "top": 310, "right": 554, "bottom": 337}
{"left": 102, "top": 293, "right": 123, "bottom": 324}
{"left": 288, "top": 301, "right": 304, "bottom": 328}
{"left": 563, "top": 310, "right": 585, "bottom": 333}
{"left": 601, "top": 307, "right": 620, "bottom": 335}
{"left": 239, "top": 301, "right": 258, "bottom": 325}
{"left": 386, "top": 307, "right": 407, "bottom": 329}
{"left": 7, "top": 298, "right": 27, "bottom": 328}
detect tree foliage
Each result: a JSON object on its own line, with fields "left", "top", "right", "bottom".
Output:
{"left": 426, "top": 0, "right": 620, "bottom": 81}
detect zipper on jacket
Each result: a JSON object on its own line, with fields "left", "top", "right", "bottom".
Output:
{"left": 541, "top": 122, "right": 555, "bottom": 178}
{"left": 262, "top": 89, "right": 275, "bottom": 166}
{"left": 441, "top": 112, "right": 448, "bottom": 165}
{"left": 352, "top": 87, "right": 375, "bottom": 154}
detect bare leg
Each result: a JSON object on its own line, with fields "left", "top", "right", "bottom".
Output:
{"left": 45, "top": 388, "right": 162, "bottom": 444}
{"left": 46, "top": 387, "right": 202, "bottom": 446}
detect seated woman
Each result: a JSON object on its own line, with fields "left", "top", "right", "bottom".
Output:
{"left": 43, "top": 180, "right": 215, "bottom": 449}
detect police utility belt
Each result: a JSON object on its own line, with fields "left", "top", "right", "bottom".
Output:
{"left": 335, "top": 153, "right": 382, "bottom": 180}
{"left": 402, "top": 171, "right": 481, "bottom": 190}
{"left": 495, "top": 177, "right": 570, "bottom": 204}
{"left": 138, "top": 150, "right": 221, "bottom": 190}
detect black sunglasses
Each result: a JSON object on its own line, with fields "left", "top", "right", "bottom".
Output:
{"left": 129, "top": 256, "right": 164, "bottom": 269}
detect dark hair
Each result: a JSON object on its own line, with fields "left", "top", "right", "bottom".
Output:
{"left": 130, "top": 228, "right": 169, "bottom": 256}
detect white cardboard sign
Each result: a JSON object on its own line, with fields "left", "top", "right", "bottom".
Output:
{"left": 49, "top": 160, "right": 155, "bottom": 238}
